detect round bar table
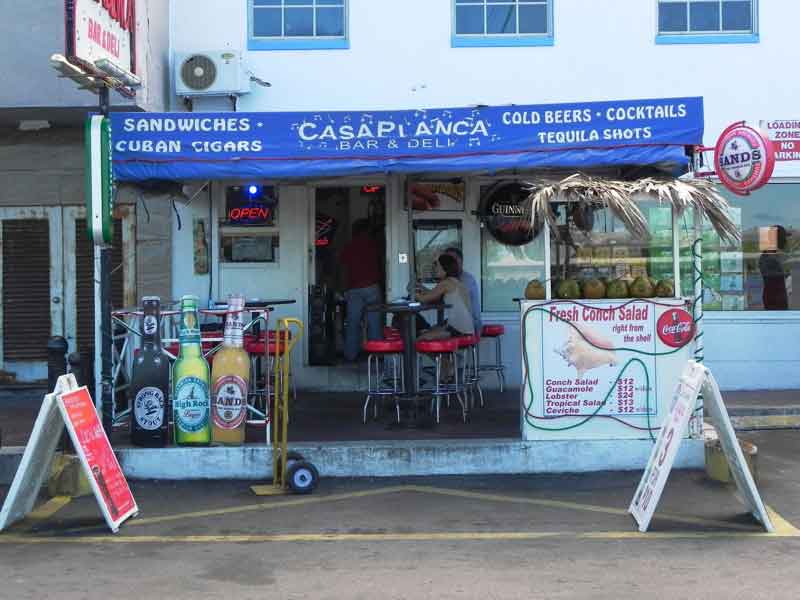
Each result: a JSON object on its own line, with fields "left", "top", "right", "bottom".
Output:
{"left": 367, "top": 301, "right": 448, "bottom": 428}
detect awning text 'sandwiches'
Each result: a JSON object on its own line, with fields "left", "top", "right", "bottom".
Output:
{"left": 111, "top": 97, "right": 703, "bottom": 181}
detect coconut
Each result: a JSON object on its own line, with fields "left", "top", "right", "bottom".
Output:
{"left": 629, "top": 276, "right": 655, "bottom": 298}
{"left": 524, "top": 279, "right": 546, "bottom": 300}
{"left": 582, "top": 279, "right": 606, "bottom": 299}
{"left": 557, "top": 279, "right": 582, "bottom": 300}
{"left": 606, "top": 279, "right": 629, "bottom": 299}
{"left": 656, "top": 279, "right": 675, "bottom": 298}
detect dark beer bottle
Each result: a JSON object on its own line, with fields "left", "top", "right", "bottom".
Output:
{"left": 130, "top": 296, "right": 170, "bottom": 447}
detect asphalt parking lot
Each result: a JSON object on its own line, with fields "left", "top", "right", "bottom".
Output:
{"left": 1, "top": 429, "right": 799, "bottom": 599}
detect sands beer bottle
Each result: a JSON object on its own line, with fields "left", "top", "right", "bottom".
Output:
{"left": 173, "top": 295, "right": 212, "bottom": 445}
{"left": 130, "top": 297, "right": 170, "bottom": 447}
{"left": 211, "top": 294, "right": 250, "bottom": 445}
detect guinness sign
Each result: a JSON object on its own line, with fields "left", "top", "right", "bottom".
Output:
{"left": 479, "top": 182, "right": 541, "bottom": 246}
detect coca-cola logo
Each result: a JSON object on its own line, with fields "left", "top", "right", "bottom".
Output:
{"left": 656, "top": 309, "right": 695, "bottom": 348}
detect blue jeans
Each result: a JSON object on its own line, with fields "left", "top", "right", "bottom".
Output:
{"left": 344, "top": 284, "right": 382, "bottom": 361}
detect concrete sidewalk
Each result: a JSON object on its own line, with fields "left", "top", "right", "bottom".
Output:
{"left": 1, "top": 386, "right": 799, "bottom": 448}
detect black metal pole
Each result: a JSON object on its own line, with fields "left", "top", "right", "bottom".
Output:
{"left": 99, "top": 86, "right": 113, "bottom": 433}
{"left": 406, "top": 177, "right": 416, "bottom": 297}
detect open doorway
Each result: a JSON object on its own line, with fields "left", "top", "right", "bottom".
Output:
{"left": 309, "top": 185, "right": 387, "bottom": 366}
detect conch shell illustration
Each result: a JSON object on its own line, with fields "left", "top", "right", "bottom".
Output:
{"left": 555, "top": 323, "right": 618, "bottom": 377}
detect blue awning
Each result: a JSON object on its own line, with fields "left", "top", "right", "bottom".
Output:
{"left": 111, "top": 97, "right": 703, "bottom": 181}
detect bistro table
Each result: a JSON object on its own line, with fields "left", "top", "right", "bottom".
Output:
{"left": 366, "top": 300, "right": 448, "bottom": 427}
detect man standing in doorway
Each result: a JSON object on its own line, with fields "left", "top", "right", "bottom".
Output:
{"left": 340, "top": 219, "right": 382, "bottom": 361}
{"left": 445, "top": 247, "right": 481, "bottom": 335}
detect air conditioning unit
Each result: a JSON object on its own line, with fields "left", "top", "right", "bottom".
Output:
{"left": 174, "top": 51, "right": 251, "bottom": 96}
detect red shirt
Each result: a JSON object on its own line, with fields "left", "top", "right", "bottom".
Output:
{"left": 340, "top": 234, "right": 381, "bottom": 289}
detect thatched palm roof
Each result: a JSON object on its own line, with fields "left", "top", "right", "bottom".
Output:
{"left": 527, "top": 173, "right": 741, "bottom": 243}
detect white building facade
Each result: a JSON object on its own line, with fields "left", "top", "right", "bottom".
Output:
{"left": 166, "top": 0, "right": 800, "bottom": 391}
{"left": 0, "top": 0, "right": 170, "bottom": 384}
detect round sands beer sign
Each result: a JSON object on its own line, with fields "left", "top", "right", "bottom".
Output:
{"left": 714, "top": 122, "right": 775, "bottom": 196}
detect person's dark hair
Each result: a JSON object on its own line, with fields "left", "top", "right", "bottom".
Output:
{"left": 775, "top": 225, "right": 788, "bottom": 250}
{"left": 445, "top": 247, "right": 463, "bottom": 260}
{"left": 352, "top": 219, "right": 370, "bottom": 237}
{"left": 437, "top": 253, "right": 459, "bottom": 278}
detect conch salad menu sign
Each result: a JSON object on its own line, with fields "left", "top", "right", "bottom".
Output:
{"left": 540, "top": 301, "right": 658, "bottom": 418}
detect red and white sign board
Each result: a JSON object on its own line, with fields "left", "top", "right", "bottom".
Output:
{"left": 629, "top": 361, "right": 773, "bottom": 533}
{"left": 0, "top": 375, "right": 137, "bottom": 534}
{"left": 714, "top": 122, "right": 775, "bottom": 196}
{"left": 66, "top": 0, "right": 136, "bottom": 74}
{"left": 760, "top": 120, "right": 800, "bottom": 161}
{"left": 58, "top": 386, "right": 137, "bottom": 530}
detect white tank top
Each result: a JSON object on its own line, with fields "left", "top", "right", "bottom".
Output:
{"left": 443, "top": 278, "right": 475, "bottom": 335}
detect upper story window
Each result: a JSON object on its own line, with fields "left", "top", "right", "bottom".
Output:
{"left": 657, "top": 0, "right": 758, "bottom": 44}
{"left": 248, "top": 0, "right": 348, "bottom": 50}
{"left": 452, "top": 0, "right": 554, "bottom": 47}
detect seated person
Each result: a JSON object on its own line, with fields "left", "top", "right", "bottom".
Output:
{"left": 415, "top": 254, "right": 475, "bottom": 340}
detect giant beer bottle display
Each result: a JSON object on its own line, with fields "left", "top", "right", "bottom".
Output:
{"left": 173, "top": 295, "right": 212, "bottom": 445}
{"left": 211, "top": 294, "right": 250, "bottom": 445}
{"left": 130, "top": 296, "right": 170, "bottom": 447}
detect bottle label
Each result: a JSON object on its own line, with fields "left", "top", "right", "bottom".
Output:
{"left": 174, "top": 376, "right": 210, "bottom": 433}
{"left": 212, "top": 375, "right": 247, "bottom": 429}
{"left": 224, "top": 310, "right": 244, "bottom": 346}
{"left": 143, "top": 315, "right": 158, "bottom": 337}
{"left": 134, "top": 386, "right": 165, "bottom": 431}
{"left": 179, "top": 308, "right": 201, "bottom": 343}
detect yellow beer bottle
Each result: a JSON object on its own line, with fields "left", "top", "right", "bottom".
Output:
{"left": 173, "top": 295, "right": 212, "bottom": 445}
{"left": 211, "top": 294, "right": 250, "bottom": 445}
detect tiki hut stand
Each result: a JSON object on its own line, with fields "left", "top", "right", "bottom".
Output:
{"left": 519, "top": 173, "right": 740, "bottom": 442}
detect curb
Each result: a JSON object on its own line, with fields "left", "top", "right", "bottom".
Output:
{"left": 727, "top": 406, "right": 800, "bottom": 430}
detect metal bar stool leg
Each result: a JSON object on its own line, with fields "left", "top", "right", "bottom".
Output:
{"left": 363, "top": 353, "right": 374, "bottom": 424}
{"left": 495, "top": 336, "right": 505, "bottom": 393}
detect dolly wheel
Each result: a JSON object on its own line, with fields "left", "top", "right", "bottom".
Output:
{"left": 286, "top": 451, "right": 305, "bottom": 468}
{"left": 276, "top": 450, "right": 305, "bottom": 480}
{"left": 287, "top": 461, "right": 319, "bottom": 495}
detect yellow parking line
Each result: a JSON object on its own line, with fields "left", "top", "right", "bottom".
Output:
{"left": 25, "top": 496, "right": 72, "bottom": 522}
{"left": 409, "top": 486, "right": 762, "bottom": 532}
{"left": 41, "top": 486, "right": 413, "bottom": 534}
{"left": 12, "top": 485, "right": 794, "bottom": 542}
{"left": 0, "top": 528, "right": 794, "bottom": 545}
{"left": 766, "top": 506, "right": 800, "bottom": 536}
{"left": 582, "top": 529, "right": 800, "bottom": 540}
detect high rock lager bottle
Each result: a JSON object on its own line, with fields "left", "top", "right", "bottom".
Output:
{"left": 211, "top": 294, "right": 250, "bottom": 445}
{"left": 130, "top": 296, "right": 170, "bottom": 447}
{"left": 173, "top": 295, "right": 212, "bottom": 445}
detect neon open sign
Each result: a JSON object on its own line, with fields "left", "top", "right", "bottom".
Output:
{"left": 225, "top": 185, "right": 277, "bottom": 226}
{"left": 228, "top": 207, "right": 272, "bottom": 222}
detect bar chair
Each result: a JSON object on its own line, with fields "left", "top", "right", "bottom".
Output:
{"left": 479, "top": 324, "right": 506, "bottom": 392}
{"left": 456, "top": 333, "right": 483, "bottom": 410}
{"left": 244, "top": 329, "right": 296, "bottom": 413}
{"left": 416, "top": 338, "right": 467, "bottom": 423}
{"left": 362, "top": 338, "right": 405, "bottom": 423}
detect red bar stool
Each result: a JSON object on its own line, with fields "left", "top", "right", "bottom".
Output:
{"left": 383, "top": 326, "right": 401, "bottom": 340}
{"left": 362, "top": 338, "right": 405, "bottom": 423}
{"left": 244, "top": 331, "right": 295, "bottom": 411}
{"left": 480, "top": 324, "right": 506, "bottom": 392}
{"left": 416, "top": 338, "right": 466, "bottom": 423}
{"left": 456, "top": 334, "right": 483, "bottom": 410}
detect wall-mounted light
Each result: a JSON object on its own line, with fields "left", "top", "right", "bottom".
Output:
{"left": 95, "top": 58, "right": 141, "bottom": 88}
